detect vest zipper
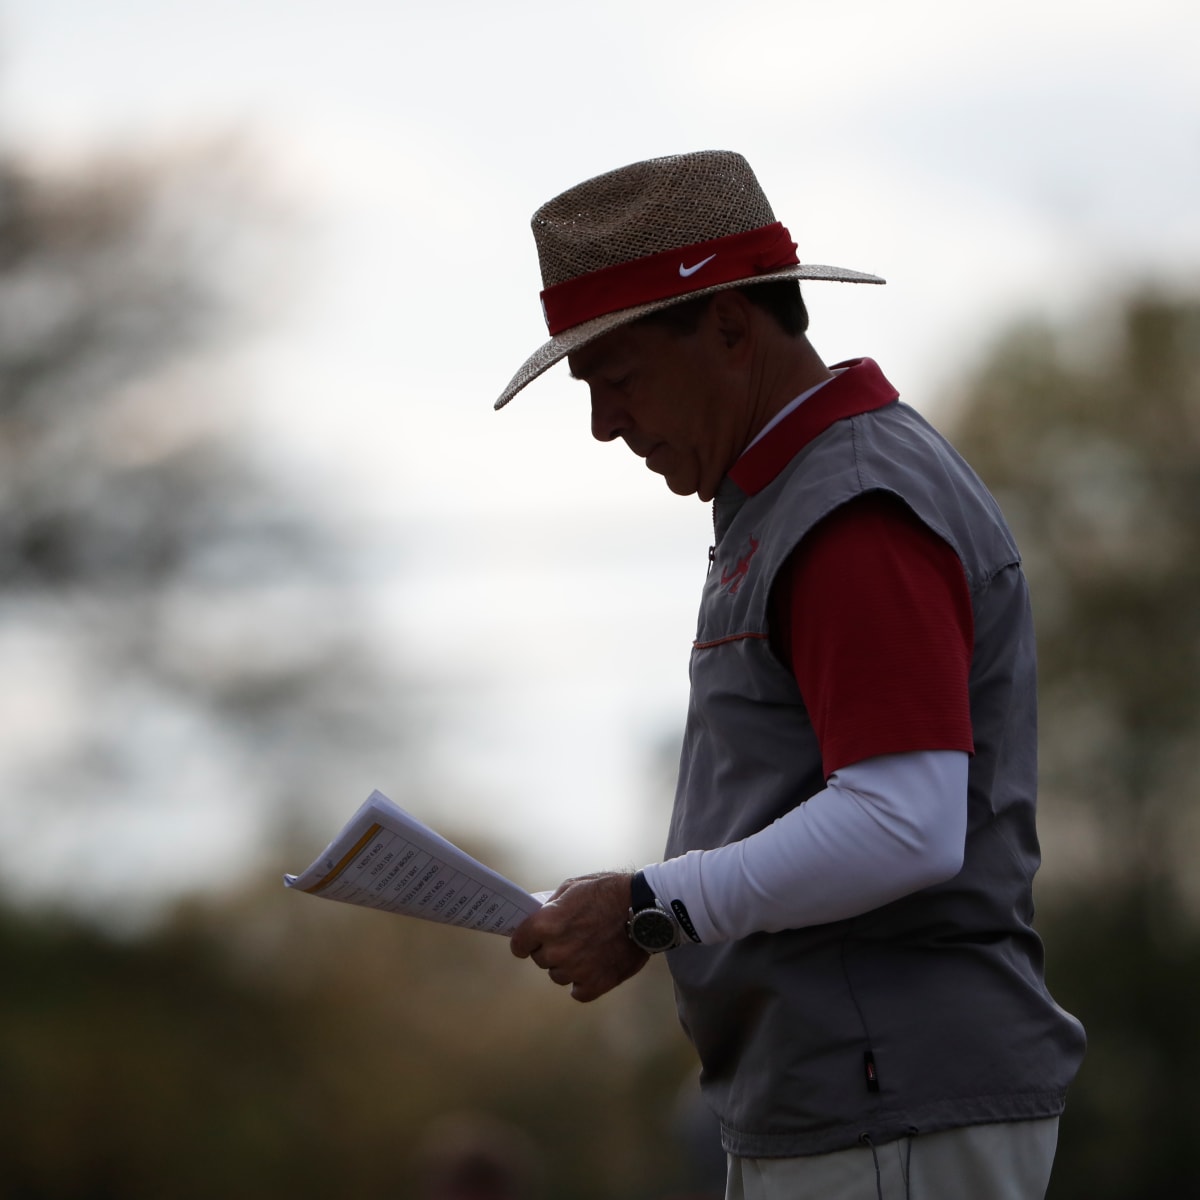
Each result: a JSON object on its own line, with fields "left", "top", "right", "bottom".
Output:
{"left": 864, "top": 1049, "right": 881, "bottom": 1093}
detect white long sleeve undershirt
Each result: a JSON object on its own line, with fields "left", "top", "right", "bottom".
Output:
{"left": 642, "top": 749, "right": 968, "bottom": 945}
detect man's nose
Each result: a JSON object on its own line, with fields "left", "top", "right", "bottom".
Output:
{"left": 590, "top": 390, "right": 626, "bottom": 443}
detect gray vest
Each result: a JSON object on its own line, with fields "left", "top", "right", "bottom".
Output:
{"left": 665, "top": 397, "right": 1086, "bottom": 1157}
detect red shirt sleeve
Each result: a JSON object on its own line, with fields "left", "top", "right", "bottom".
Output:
{"left": 769, "top": 492, "right": 975, "bottom": 777}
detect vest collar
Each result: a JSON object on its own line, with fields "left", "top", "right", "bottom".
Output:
{"left": 729, "top": 358, "right": 900, "bottom": 497}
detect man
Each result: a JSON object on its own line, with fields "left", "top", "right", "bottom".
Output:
{"left": 498, "top": 151, "right": 1085, "bottom": 1199}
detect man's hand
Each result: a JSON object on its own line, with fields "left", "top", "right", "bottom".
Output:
{"left": 510, "top": 871, "right": 649, "bottom": 1002}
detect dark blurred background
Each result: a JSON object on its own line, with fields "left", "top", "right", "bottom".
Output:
{"left": 2, "top": 4, "right": 1199, "bottom": 1197}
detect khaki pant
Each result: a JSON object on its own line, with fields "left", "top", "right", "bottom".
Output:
{"left": 725, "top": 1117, "right": 1060, "bottom": 1200}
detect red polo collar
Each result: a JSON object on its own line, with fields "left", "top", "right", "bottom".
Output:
{"left": 729, "top": 358, "right": 900, "bottom": 496}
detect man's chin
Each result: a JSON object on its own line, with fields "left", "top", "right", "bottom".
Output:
{"left": 663, "top": 474, "right": 702, "bottom": 500}
{"left": 645, "top": 451, "right": 702, "bottom": 499}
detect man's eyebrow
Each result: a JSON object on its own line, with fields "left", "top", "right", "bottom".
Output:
{"left": 568, "top": 346, "right": 624, "bottom": 381}
{"left": 567, "top": 352, "right": 603, "bottom": 381}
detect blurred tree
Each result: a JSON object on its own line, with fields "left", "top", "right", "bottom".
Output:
{"left": 948, "top": 290, "right": 1200, "bottom": 911}
{"left": 0, "top": 884, "right": 696, "bottom": 1200}
{"left": 947, "top": 288, "right": 1200, "bottom": 1199}
{"left": 0, "top": 137, "right": 698, "bottom": 1200}
{"left": 0, "top": 141, "right": 418, "bottom": 923}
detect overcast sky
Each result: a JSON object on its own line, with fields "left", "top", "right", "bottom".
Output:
{"left": 2, "top": 0, "right": 1197, "bottom": 903}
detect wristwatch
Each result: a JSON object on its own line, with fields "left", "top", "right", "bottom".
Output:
{"left": 626, "top": 870, "right": 683, "bottom": 953}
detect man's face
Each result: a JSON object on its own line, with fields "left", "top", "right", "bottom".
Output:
{"left": 566, "top": 309, "right": 742, "bottom": 502}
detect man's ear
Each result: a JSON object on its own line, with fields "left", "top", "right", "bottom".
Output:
{"left": 708, "top": 289, "right": 755, "bottom": 359}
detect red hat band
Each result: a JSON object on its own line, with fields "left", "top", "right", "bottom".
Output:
{"left": 539, "top": 222, "right": 800, "bottom": 336}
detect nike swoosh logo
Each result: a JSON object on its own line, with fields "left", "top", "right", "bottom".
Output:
{"left": 679, "top": 254, "right": 717, "bottom": 278}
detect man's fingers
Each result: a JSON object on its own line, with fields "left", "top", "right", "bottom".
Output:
{"left": 509, "top": 913, "right": 541, "bottom": 958}
{"left": 569, "top": 972, "right": 619, "bottom": 1003}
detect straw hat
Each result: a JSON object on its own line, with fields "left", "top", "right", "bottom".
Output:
{"left": 494, "top": 150, "right": 884, "bottom": 410}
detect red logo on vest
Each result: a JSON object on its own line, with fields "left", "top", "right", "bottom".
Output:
{"left": 721, "top": 535, "right": 760, "bottom": 594}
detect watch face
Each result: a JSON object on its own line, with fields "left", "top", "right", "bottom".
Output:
{"left": 630, "top": 907, "right": 677, "bottom": 952}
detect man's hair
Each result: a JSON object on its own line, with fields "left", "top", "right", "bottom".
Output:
{"left": 634, "top": 280, "right": 809, "bottom": 338}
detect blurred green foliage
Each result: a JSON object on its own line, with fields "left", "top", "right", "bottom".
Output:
{"left": 1038, "top": 890, "right": 1200, "bottom": 1200}
{"left": 0, "top": 889, "right": 698, "bottom": 1199}
{"left": 948, "top": 289, "right": 1200, "bottom": 1198}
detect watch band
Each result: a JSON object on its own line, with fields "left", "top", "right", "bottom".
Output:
{"left": 630, "top": 869, "right": 658, "bottom": 912}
